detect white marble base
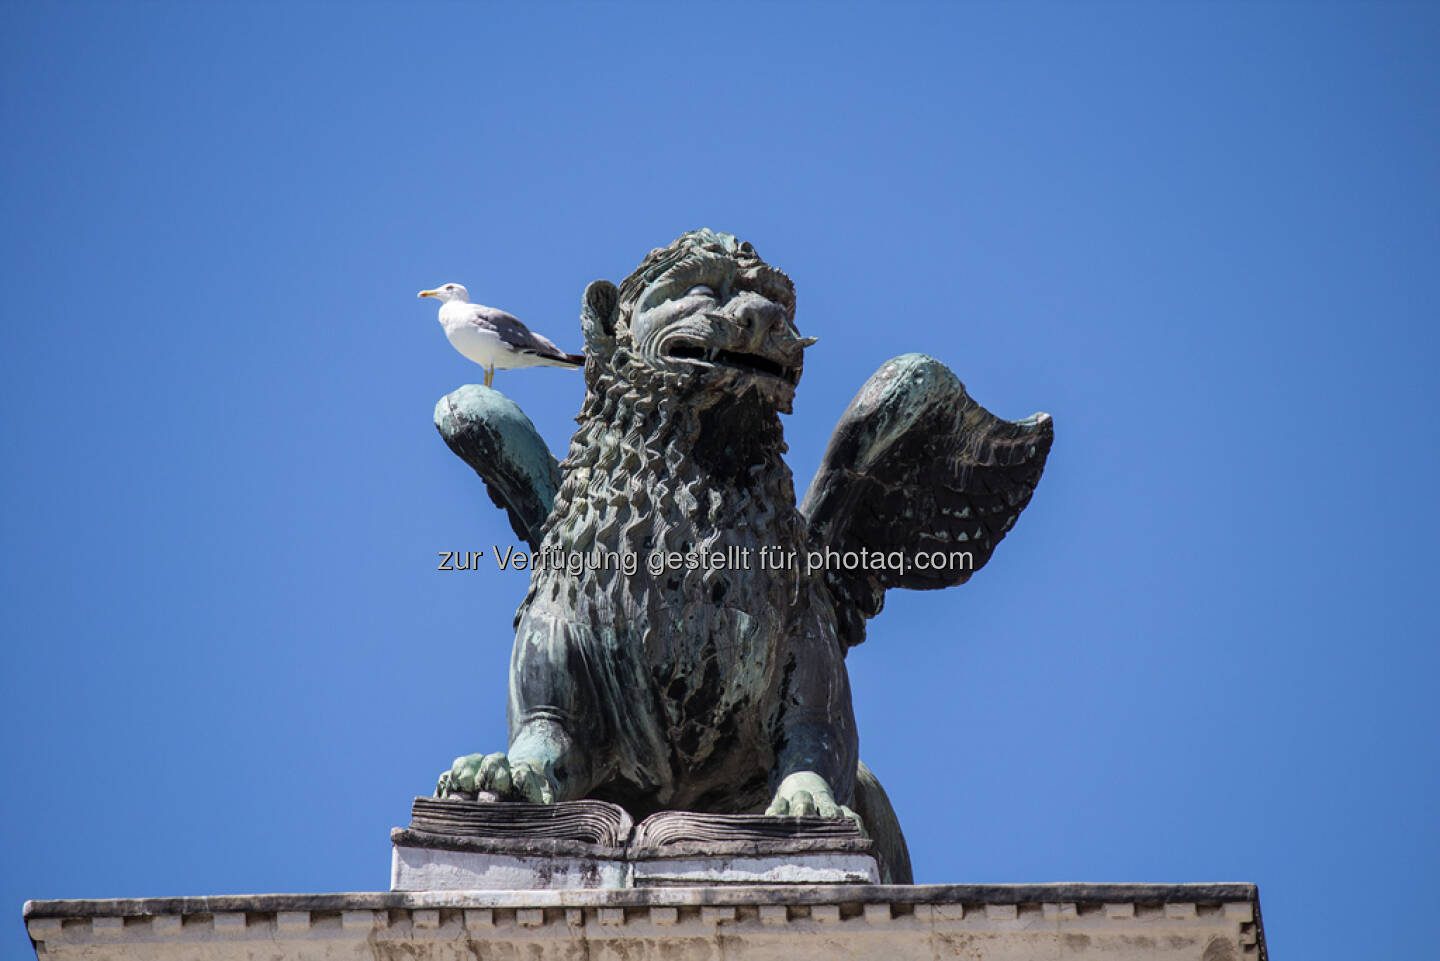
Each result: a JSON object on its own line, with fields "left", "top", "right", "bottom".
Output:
{"left": 632, "top": 853, "right": 879, "bottom": 886}
{"left": 390, "top": 843, "right": 880, "bottom": 890}
{"left": 391, "top": 844, "right": 628, "bottom": 890}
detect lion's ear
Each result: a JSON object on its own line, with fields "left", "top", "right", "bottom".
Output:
{"left": 580, "top": 279, "right": 619, "bottom": 360}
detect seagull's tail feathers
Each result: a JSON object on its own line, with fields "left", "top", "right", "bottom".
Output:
{"left": 525, "top": 350, "right": 585, "bottom": 370}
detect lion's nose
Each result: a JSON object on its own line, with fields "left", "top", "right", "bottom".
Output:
{"left": 728, "top": 291, "right": 787, "bottom": 345}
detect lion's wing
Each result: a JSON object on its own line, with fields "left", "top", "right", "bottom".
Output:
{"left": 799, "top": 353, "right": 1054, "bottom": 649}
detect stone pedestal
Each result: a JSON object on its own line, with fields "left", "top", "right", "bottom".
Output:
{"left": 25, "top": 884, "right": 1266, "bottom": 960}
{"left": 24, "top": 799, "right": 1269, "bottom": 957}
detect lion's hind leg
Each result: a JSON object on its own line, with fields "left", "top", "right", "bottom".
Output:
{"left": 853, "top": 760, "right": 913, "bottom": 884}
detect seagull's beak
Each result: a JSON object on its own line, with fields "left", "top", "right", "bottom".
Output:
{"left": 417, "top": 289, "right": 438, "bottom": 299}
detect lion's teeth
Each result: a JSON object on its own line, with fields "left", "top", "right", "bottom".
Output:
{"left": 707, "top": 349, "right": 719, "bottom": 361}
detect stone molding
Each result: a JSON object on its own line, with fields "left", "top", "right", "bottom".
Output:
{"left": 25, "top": 884, "right": 1265, "bottom": 960}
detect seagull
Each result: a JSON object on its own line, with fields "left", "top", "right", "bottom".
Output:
{"left": 418, "top": 283, "right": 584, "bottom": 387}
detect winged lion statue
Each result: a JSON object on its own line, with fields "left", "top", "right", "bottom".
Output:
{"left": 431, "top": 229, "right": 1054, "bottom": 883}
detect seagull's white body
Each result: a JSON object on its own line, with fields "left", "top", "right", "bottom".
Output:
{"left": 419, "top": 283, "right": 583, "bottom": 386}
{"left": 438, "top": 301, "right": 573, "bottom": 371}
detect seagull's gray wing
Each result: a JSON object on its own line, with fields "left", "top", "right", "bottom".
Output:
{"left": 472, "top": 306, "right": 579, "bottom": 364}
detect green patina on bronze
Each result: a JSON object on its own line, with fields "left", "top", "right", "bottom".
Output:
{"left": 433, "top": 230, "right": 1055, "bottom": 884}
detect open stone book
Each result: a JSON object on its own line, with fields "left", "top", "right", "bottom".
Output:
{"left": 391, "top": 796, "right": 879, "bottom": 890}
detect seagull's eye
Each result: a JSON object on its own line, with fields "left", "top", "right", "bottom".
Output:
{"left": 685, "top": 285, "right": 716, "bottom": 299}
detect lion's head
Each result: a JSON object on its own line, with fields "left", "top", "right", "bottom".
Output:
{"left": 581, "top": 230, "right": 813, "bottom": 413}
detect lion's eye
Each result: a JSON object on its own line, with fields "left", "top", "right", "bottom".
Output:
{"left": 685, "top": 285, "right": 717, "bottom": 299}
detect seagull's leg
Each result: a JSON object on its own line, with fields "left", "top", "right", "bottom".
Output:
{"left": 484, "top": 364, "right": 495, "bottom": 388}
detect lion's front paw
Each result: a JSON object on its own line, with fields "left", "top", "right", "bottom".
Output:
{"left": 435, "top": 752, "right": 557, "bottom": 803}
{"left": 765, "top": 771, "right": 865, "bottom": 833}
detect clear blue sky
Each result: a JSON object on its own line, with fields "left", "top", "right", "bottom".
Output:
{"left": 2, "top": 3, "right": 1436, "bottom": 957}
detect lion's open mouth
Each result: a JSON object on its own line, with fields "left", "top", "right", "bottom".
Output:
{"left": 667, "top": 344, "right": 800, "bottom": 385}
